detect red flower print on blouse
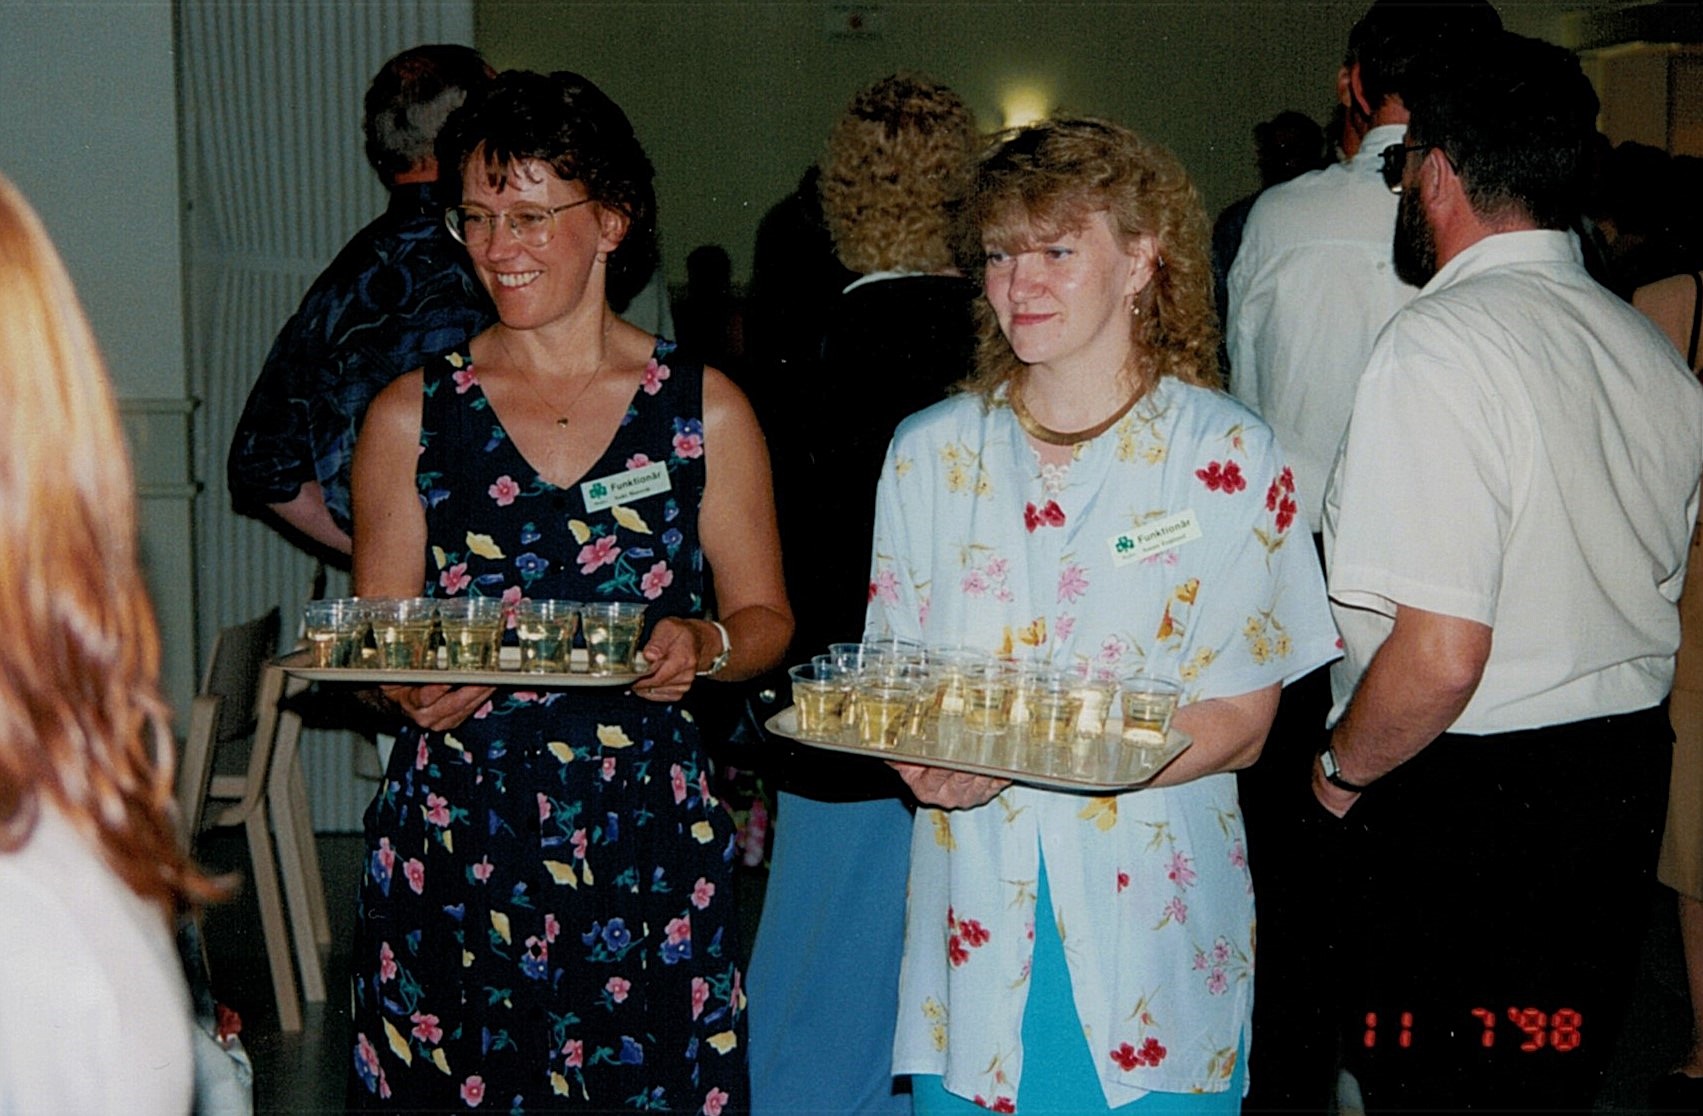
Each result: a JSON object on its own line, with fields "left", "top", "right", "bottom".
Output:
{"left": 1196, "top": 459, "right": 1246, "bottom": 493}
{"left": 1265, "top": 466, "right": 1298, "bottom": 531}
{"left": 1024, "top": 499, "right": 1067, "bottom": 532}
{"left": 973, "top": 1096, "right": 1016, "bottom": 1113}
{"left": 1111, "top": 1036, "right": 1169, "bottom": 1071}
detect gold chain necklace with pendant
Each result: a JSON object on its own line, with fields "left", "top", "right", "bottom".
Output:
{"left": 1009, "top": 377, "right": 1144, "bottom": 446}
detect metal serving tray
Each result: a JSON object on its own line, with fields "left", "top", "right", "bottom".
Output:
{"left": 275, "top": 646, "right": 647, "bottom": 688}
{"left": 764, "top": 706, "right": 1190, "bottom": 793}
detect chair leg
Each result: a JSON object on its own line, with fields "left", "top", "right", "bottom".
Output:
{"left": 245, "top": 800, "right": 303, "bottom": 1033}
{"left": 176, "top": 694, "right": 221, "bottom": 846}
{"left": 288, "top": 750, "right": 333, "bottom": 949}
{"left": 268, "top": 678, "right": 327, "bottom": 1004}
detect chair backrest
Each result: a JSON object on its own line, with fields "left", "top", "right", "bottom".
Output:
{"left": 201, "top": 606, "right": 281, "bottom": 744}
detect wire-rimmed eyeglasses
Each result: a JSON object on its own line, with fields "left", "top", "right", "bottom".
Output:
{"left": 445, "top": 198, "right": 595, "bottom": 249}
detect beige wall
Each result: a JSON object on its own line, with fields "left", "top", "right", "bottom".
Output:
{"left": 478, "top": 0, "right": 1578, "bottom": 287}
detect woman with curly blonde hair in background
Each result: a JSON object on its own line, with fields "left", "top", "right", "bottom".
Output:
{"left": 0, "top": 172, "right": 223, "bottom": 1112}
{"left": 750, "top": 72, "right": 979, "bottom": 1116}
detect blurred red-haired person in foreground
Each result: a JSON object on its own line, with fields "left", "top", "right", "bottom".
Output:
{"left": 0, "top": 172, "right": 222, "bottom": 1113}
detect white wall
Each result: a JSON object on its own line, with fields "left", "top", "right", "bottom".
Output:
{"left": 1, "top": 0, "right": 200, "bottom": 712}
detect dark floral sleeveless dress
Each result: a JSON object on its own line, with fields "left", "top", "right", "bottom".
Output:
{"left": 351, "top": 339, "right": 746, "bottom": 1114}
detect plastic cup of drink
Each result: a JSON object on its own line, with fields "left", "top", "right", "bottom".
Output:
{"left": 790, "top": 661, "right": 850, "bottom": 738}
{"left": 368, "top": 597, "right": 438, "bottom": 670}
{"left": 515, "top": 599, "right": 580, "bottom": 673}
{"left": 303, "top": 598, "right": 365, "bottom": 668}
{"left": 580, "top": 602, "right": 647, "bottom": 675}
{"left": 1070, "top": 669, "right": 1119, "bottom": 741}
{"left": 853, "top": 662, "right": 924, "bottom": 750}
{"left": 437, "top": 597, "right": 505, "bottom": 670}
{"left": 960, "top": 661, "right": 1013, "bottom": 735}
{"left": 1119, "top": 674, "right": 1182, "bottom": 748}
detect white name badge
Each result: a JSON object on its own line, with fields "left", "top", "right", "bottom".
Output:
{"left": 580, "top": 461, "right": 672, "bottom": 513}
{"left": 1108, "top": 508, "right": 1203, "bottom": 566}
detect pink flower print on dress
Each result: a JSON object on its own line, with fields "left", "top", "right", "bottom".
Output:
{"left": 544, "top": 913, "right": 560, "bottom": 944}
{"left": 440, "top": 562, "right": 471, "bottom": 594}
{"left": 671, "top": 763, "right": 688, "bottom": 804}
{"left": 488, "top": 475, "right": 520, "bottom": 506}
{"left": 690, "top": 975, "right": 710, "bottom": 1020}
{"left": 460, "top": 1074, "right": 485, "bottom": 1107}
{"left": 1207, "top": 967, "right": 1228, "bottom": 995}
{"left": 404, "top": 858, "right": 425, "bottom": 895}
{"left": 666, "top": 916, "right": 692, "bottom": 945}
{"left": 472, "top": 699, "right": 493, "bottom": 720}
{"left": 641, "top": 359, "right": 672, "bottom": 396}
{"left": 563, "top": 1038, "right": 583, "bottom": 1066}
{"left": 1162, "top": 895, "right": 1188, "bottom": 925}
{"left": 425, "top": 793, "right": 451, "bottom": 827}
{"left": 416, "top": 737, "right": 430, "bottom": 770}
{"left": 702, "top": 1087, "right": 730, "bottom": 1116}
{"left": 411, "top": 1011, "right": 443, "bottom": 1044}
{"left": 571, "top": 828, "right": 588, "bottom": 860}
{"left": 472, "top": 856, "right": 494, "bottom": 883}
{"left": 601, "top": 756, "right": 617, "bottom": 781}
{"left": 1196, "top": 459, "right": 1247, "bottom": 493}
{"left": 606, "top": 976, "right": 631, "bottom": 1003}
{"left": 379, "top": 941, "right": 397, "bottom": 982}
{"left": 577, "top": 535, "right": 621, "bottom": 575}
{"left": 452, "top": 366, "right": 479, "bottom": 394}
{"left": 626, "top": 453, "right": 652, "bottom": 470}
{"left": 537, "top": 794, "right": 552, "bottom": 823}
{"left": 961, "top": 568, "right": 990, "bottom": 597}
{"left": 1166, "top": 851, "right": 1197, "bottom": 887}
{"left": 501, "top": 585, "right": 523, "bottom": 629}
{"left": 691, "top": 876, "right": 716, "bottom": 910}
{"left": 641, "top": 560, "right": 673, "bottom": 600}
{"left": 1058, "top": 563, "right": 1090, "bottom": 604}
{"left": 674, "top": 431, "right": 704, "bottom": 459}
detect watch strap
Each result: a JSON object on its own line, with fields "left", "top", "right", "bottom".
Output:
{"left": 697, "top": 620, "right": 732, "bottom": 677}
{"left": 1321, "top": 746, "right": 1370, "bottom": 793}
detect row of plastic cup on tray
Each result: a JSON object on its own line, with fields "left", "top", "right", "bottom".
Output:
{"left": 302, "top": 597, "right": 647, "bottom": 675}
{"left": 787, "top": 638, "right": 1183, "bottom": 767}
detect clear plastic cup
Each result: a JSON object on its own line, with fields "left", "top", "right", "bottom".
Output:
{"left": 852, "top": 660, "right": 925, "bottom": 750}
{"left": 960, "top": 661, "right": 1013, "bottom": 735}
{"left": 302, "top": 598, "right": 365, "bottom": 668}
{"left": 437, "top": 597, "right": 505, "bottom": 670}
{"left": 515, "top": 599, "right": 581, "bottom": 673}
{"left": 1119, "top": 674, "right": 1182, "bottom": 748}
{"left": 790, "top": 661, "right": 850, "bottom": 738}
{"left": 368, "top": 597, "right": 438, "bottom": 670}
{"left": 580, "top": 602, "right": 647, "bottom": 675}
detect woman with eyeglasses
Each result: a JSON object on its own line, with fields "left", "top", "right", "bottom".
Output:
{"left": 348, "top": 69, "right": 791, "bottom": 1111}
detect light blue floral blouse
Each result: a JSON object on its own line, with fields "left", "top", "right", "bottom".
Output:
{"left": 867, "top": 378, "right": 1338, "bottom": 1108}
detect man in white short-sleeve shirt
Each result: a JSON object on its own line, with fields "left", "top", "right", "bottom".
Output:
{"left": 1319, "top": 32, "right": 1703, "bottom": 1110}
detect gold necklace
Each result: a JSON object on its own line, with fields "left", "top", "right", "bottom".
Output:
{"left": 500, "top": 328, "right": 607, "bottom": 430}
{"left": 1009, "top": 379, "right": 1144, "bottom": 446}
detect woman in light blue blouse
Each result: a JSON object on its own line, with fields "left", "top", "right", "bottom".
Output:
{"left": 868, "top": 118, "right": 1340, "bottom": 1113}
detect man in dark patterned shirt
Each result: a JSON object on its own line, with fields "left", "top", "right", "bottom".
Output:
{"left": 227, "top": 44, "right": 496, "bottom": 557}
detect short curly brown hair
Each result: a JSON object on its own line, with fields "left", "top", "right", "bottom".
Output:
{"left": 819, "top": 73, "right": 979, "bottom": 275}
{"left": 959, "top": 117, "right": 1221, "bottom": 402}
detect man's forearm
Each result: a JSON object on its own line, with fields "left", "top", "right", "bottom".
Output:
{"left": 269, "top": 482, "right": 353, "bottom": 556}
{"left": 1315, "top": 604, "right": 1491, "bottom": 813}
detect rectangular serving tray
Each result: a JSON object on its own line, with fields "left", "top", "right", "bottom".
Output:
{"left": 764, "top": 706, "right": 1190, "bottom": 793}
{"left": 275, "top": 646, "right": 647, "bottom": 688}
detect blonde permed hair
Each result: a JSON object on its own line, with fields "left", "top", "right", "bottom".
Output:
{"left": 820, "top": 73, "right": 979, "bottom": 275}
{"left": 0, "top": 173, "right": 223, "bottom": 919}
{"left": 959, "top": 117, "right": 1222, "bottom": 402}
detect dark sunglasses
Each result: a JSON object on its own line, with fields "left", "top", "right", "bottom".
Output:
{"left": 1379, "top": 142, "right": 1450, "bottom": 194}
